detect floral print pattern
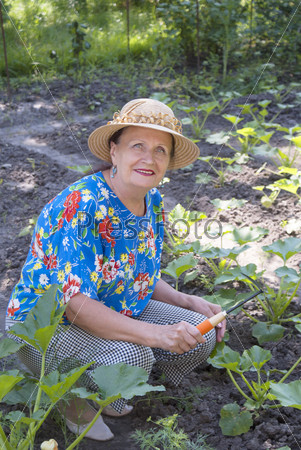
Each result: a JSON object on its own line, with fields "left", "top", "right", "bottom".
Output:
{"left": 6, "top": 173, "right": 164, "bottom": 327}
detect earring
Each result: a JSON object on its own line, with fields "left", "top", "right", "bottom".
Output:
{"left": 111, "top": 165, "right": 117, "bottom": 178}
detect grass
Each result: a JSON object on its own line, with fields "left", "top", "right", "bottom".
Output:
{"left": 0, "top": 0, "right": 161, "bottom": 77}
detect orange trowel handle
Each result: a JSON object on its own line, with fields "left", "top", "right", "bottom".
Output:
{"left": 196, "top": 311, "right": 227, "bottom": 335}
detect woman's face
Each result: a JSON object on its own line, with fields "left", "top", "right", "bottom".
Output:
{"left": 110, "top": 126, "right": 172, "bottom": 193}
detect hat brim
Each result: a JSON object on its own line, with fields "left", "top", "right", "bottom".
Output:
{"left": 88, "top": 123, "right": 199, "bottom": 170}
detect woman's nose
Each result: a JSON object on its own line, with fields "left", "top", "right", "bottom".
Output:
{"left": 142, "top": 149, "right": 155, "bottom": 164}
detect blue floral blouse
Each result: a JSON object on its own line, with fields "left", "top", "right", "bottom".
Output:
{"left": 6, "top": 172, "right": 165, "bottom": 327}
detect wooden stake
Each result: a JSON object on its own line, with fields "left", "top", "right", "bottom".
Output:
{"left": 0, "top": 1, "right": 11, "bottom": 102}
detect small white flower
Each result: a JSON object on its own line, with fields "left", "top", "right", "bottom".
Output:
{"left": 43, "top": 208, "right": 49, "bottom": 218}
{"left": 101, "top": 187, "right": 109, "bottom": 199}
{"left": 39, "top": 274, "right": 49, "bottom": 286}
{"left": 62, "top": 237, "right": 69, "bottom": 250}
{"left": 82, "top": 194, "right": 92, "bottom": 203}
{"left": 24, "top": 287, "right": 31, "bottom": 293}
{"left": 82, "top": 288, "right": 92, "bottom": 297}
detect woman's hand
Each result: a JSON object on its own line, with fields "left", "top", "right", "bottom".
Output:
{"left": 186, "top": 294, "right": 226, "bottom": 342}
{"left": 152, "top": 279, "right": 226, "bottom": 343}
{"left": 155, "top": 321, "right": 206, "bottom": 354}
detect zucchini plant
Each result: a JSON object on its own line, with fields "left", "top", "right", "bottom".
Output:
{"left": 208, "top": 343, "right": 301, "bottom": 436}
{"left": 0, "top": 286, "right": 164, "bottom": 450}
{"left": 213, "top": 237, "right": 301, "bottom": 343}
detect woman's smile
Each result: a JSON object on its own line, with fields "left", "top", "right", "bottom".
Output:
{"left": 134, "top": 168, "right": 156, "bottom": 176}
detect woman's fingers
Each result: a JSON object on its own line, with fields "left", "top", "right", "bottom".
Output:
{"left": 161, "top": 321, "right": 206, "bottom": 354}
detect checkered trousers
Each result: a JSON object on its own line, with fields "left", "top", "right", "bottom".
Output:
{"left": 10, "top": 300, "right": 216, "bottom": 413}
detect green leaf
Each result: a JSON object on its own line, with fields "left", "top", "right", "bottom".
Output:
{"left": 295, "top": 324, "right": 301, "bottom": 333}
{"left": 208, "top": 345, "right": 241, "bottom": 373}
{"left": 241, "top": 346, "right": 272, "bottom": 370}
{"left": 275, "top": 266, "right": 300, "bottom": 284}
{"left": 8, "top": 285, "right": 65, "bottom": 353}
{"left": 232, "top": 226, "right": 269, "bottom": 245}
{"left": 205, "top": 131, "right": 230, "bottom": 145}
{"left": 67, "top": 165, "right": 91, "bottom": 173}
{"left": 183, "top": 269, "right": 199, "bottom": 284}
{"left": 198, "top": 245, "right": 249, "bottom": 261}
{"left": 236, "top": 127, "right": 256, "bottom": 137}
{"left": 92, "top": 363, "right": 165, "bottom": 400}
{"left": 161, "top": 254, "right": 197, "bottom": 279}
{"left": 219, "top": 403, "right": 253, "bottom": 436}
{"left": 211, "top": 198, "right": 247, "bottom": 211}
{"left": 0, "top": 371, "right": 24, "bottom": 402}
{"left": 270, "top": 178, "right": 300, "bottom": 195}
{"left": 291, "top": 136, "right": 301, "bottom": 148}
{"left": 198, "top": 101, "right": 218, "bottom": 113}
{"left": 3, "top": 379, "right": 43, "bottom": 406}
{"left": 195, "top": 173, "right": 212, "bottom": 184}
{"left": 214, "top": 264, "right": 261, "bottom": 285}
{"left": 222, "top": 114, "right": 243, "bottom": 125}
{"left": 262, "top": 237, "right": 301, "bottom": 264}
{"left": 270, "top": 380, "right": 301, "bottom": 409}
{"left": 252, "top": 322, "right": 285, "bottom": 344}
{"left": 0, "top": 338, "right": 25, "bottom": 359}
{"left": 237, "top": 103, "right": 254, "bottom": 114}
{"left": 205, "top": 289, "right": 253, "bottom": 314}
{"left": 41, "top": 363, "right": 93, "bottom": 403}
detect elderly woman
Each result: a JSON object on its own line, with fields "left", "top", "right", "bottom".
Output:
{"left": 6, "top": 99, "right": 226, "bottom": 441}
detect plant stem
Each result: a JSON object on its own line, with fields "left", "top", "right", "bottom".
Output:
{"left": 240, "top": 373, "right": 258, "bottom": 400}
{"left": 278, "top": 280, "right": 301, "bottom": 318}
{"left": 24, "top": 352, "right": 47, "bottom": 449}
{"left": 65, "top": 397, "right": 120, "bottom": 450}
{"left": 227, "top": 369, "right": 252, "bottom": 403}
{"left": 0, "top": 425, "right": 12, "bottom": 450}
{"left": 279, "top": 355, "right": 301, "bottom": 384}
{"left": 203, "top": 257, "right": 218, "bottom": 275}
{"left": 242, "top": 309, "right": 259, "bottom": 323}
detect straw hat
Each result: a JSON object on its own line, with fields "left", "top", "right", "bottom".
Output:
{"left": 88, "top": 98, "right": 199, "bottom": 170}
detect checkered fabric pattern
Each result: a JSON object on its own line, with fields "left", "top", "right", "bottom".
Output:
{"left": 9, "top": 300, "right": 216, "bottom": 413}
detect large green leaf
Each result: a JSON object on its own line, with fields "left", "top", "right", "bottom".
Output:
{"left": 211, "top": 198, "right": 248, "bottom": 211}
{"left": 252, "top": 322, "right": 285, "bottom": 344}
{"left": 205, "top": 289, "right": 256, "bottom": 315}
{"left": 92, "top": 363, "right": 165, "bottom": 400}
{"left": 208, "top": 345, "right": 241, "bottom": 373}
{"left": 198, "top": 245, "right": 249, "bottom": 260}
{"left": 0, "top": 338, "right": 25, "bottom": 359}
{"left": 3, "top": 379, "right": 44, "bottom": 407}
{"left": 161, "top": 254, "right": 197, "bottom": 279}
{"left": 241, "top": 346, "right": 272, "bottom": 371}
{"left": 275, "top": 266, "right": 300, "bottom": 284}
{"left": 262, "top": 237, "right": 301, "bottom": 264}
{"left": 270, "top": 178, "right": 300, "bottom": 195}
{"left": 0, "top": 371, "right": 24, "bottom": 402}
{"left": 214, "top": 264, "right": 263, "bottom": 285}
{"left": 8, "top": 285, "right": 65, "bottom": 353}
{"left": 219, "top": 403, "right": 253, "bottom": 436}
{"left": 232, "top": 226, "right": 269, "bottom": 245}
{"left": 41, "top": 363, "right": 93, "bottom": 403}
{"left": 270, "top": 380, "right": 301, "bottom": 409}
{"left": 204, "top": 288, "right": 238, "bottom": 311}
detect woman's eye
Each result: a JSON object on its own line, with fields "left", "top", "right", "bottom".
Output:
{"left": 133, "top": 143, "right": 142, "bottom": 149}
{"left": 157, "top": 146, "right": 167, "bottom": 154}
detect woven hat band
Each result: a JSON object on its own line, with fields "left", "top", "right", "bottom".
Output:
{"left": 109, "top": 111, "right": 183, "bottom": 134}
